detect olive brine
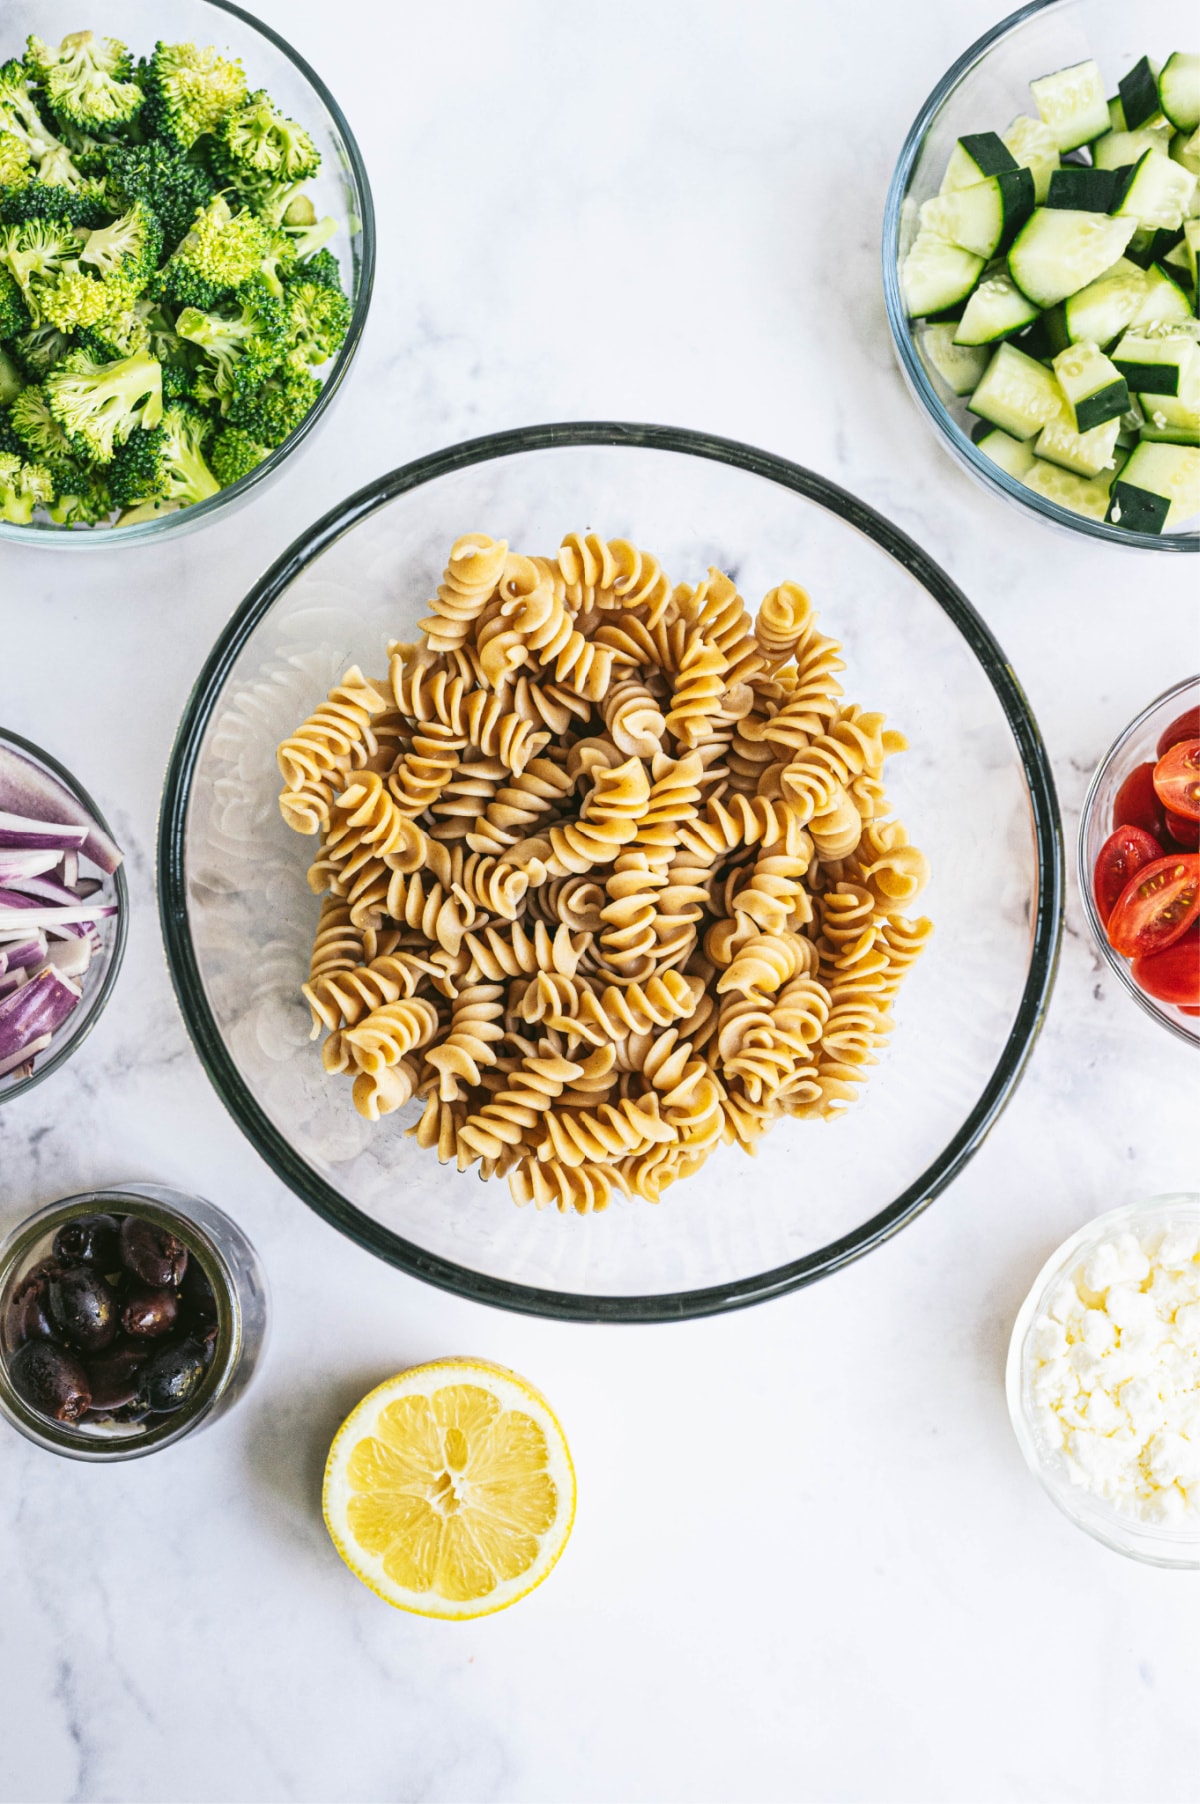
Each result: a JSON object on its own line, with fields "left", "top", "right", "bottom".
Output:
{"left": 902, "top": 50, "right": 1200, "bottom": 531}
{"left": 4, "top": 1208, "right": 217, "bottom": 1427}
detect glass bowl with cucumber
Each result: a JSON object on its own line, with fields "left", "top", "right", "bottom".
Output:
{"left": 884, "top": 0, "right": 1199, "bottom": 548}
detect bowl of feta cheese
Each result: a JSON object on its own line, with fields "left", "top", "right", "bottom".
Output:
{"left": 1006, "top": 1194, "right": 1200, "bottom": 1566}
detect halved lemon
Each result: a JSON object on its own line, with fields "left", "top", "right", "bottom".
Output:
{"left": 323, "top": 1359, "right": 576, "bottom": 1619}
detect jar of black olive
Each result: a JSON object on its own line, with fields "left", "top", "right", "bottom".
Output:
{"left": 0, "top": 1183, "right": 268, "bottom": 1460}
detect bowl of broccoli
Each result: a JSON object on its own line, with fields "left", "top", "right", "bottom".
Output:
{"left": 0, "top": 1, "right": 374, "bottom": 543}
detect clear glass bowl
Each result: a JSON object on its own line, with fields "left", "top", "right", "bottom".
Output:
{"left": 0, "top": 1181, "right": 269, "bottom": 1460}
{"left": 0, "top": 726, "right": 128, "bottom": 1104}
{"left": 0, "top": 0, "right": 375, "bottom": 550}
{"left": 883, "top": 0, "right": 1199, "bottom": 551}
{"left": 1078, "top": 675, "right": 1199, "bottom": 1046}
{"left": 158, "top": 423, "right": 1064, "bottom": 1321}
{"left": 1006, "top": 1194, "right": 1200, "bottom": 1567}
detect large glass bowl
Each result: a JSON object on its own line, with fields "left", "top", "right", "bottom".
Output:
{"left": 158, "top": 424, "right": 1064, "bottom": 1321}
{"left": 0, "top": 0, "right": 374, "bottom": 550}
{"left": 0, "top": 726, "right": 127, "bottom": 1105}
{"left": 883, "top": 0, "right": 1199, "bottom": 552}
{"left": 1078, "top": 675, "right": 1199, "bottom": 1046}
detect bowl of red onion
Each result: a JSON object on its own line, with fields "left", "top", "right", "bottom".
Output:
{"left": 0, "top": 728, "right": 127, "bottom": 1102}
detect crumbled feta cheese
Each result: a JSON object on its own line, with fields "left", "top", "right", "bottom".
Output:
{"left": 1026, "top": 1220, "right": 1200, "bottom": 1524}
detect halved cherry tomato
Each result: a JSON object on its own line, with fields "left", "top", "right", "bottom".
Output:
{"left": 1164, "top": 808, "right": 1200, "bottom": 849}
{"left": 1106, "top": 854, "right": 1200, "bottom": 957}
{"left": 1156, "top": 705, "right": 1200, "bottom": 758}
{"left": 1112, "top": 761, "right": 1166, "bottom": 839}
{"left": 1180, "top": 1005, "right": 1200, "bottom": 1016}
{"left": 1133, "top": 924, "right": 1200, "bottom": 1009}
{"left": 1092, "top": 825, "right": 1163, "bottom": 923}
{"left": 1153, "top": 738, "right": 1200, "bottom": 821}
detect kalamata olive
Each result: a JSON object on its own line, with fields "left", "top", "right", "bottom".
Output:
{"left": 119, "top": 1216, "right": 188, "bottom": 1288}
{"left": 179, "top": 1258, "right": 217, "bottom": 1326}
{"left": 52, "top": 1212, "right": 121, "bottom": 1270}
{"left": 85, "top": 1342, "right": 148, "bottom": 1413}
{"left": 4, "top": 1259, "right": 62, "bottom": 1346}
{"left": 47, "top": 1265, "right": 118, "bottom": 1354}
{"left": 137, "top": 1337, "right": 207, "bottom": 1414}
{"left": 119, "top": 1283, "right": 179, "bottom": 1341}
{"left": 197, "top": 1321, "right": 219, "bottom": 1368}
{"left": 9, "top": 1340, "right": 91, "bottom": 1422}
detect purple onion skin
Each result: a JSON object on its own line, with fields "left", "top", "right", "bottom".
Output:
{"left": 0, "top": 749, "right": 123, "bottom": 875}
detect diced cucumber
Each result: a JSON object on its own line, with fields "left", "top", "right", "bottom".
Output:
{"left": 952, "top": 262, "right": 1041, "bottom": 344}
{"left": 968, "top": 341, "right": 1065, "bottom": 439}
{"left": 921, "top": 322, "right": 992, "bottom": 395}
{"left": 1107, "top": 96, "right": 1128, "bottom": 134}
{"left": 1172, "top": 127, "right": 1200, "bottom": 179}
{"left": 1009, "top": 208, "right": 1136, "bottom": 307}
{"left": 1117, "top": 400, "right": 1146, "bottom": 448}
{"left": 1035, "top": 411, "right": 1121, "bottom": 477}
{"left": 1159, "top": 53, "right": 1200, "bottom": 132}
{"left": 920, "top": 167, "right": 1035, "bottom": 258}
{"left": 1161, "top": 237, "right": 1196, "bottom": 288}
{"left": 1112, "top": 329, "right": 1199, "bottom": 395}
{"left": 1178, "top": 218, "right": 1200, "bottom": 295}
{"left": 1113, "top": 440, "right": 1200, "bottom": 523}
{"left": 1063, "top": 258, "right": 1147, "bottom": 344}
{"left": 1018, "top": 309, "right": 1069, "bottom": 359}
{"left": 1030, "top": 60, "right": 1110, "bottom": 152}
{"left": 1052, "top": 341, "right": 1129, "bottom": 431}
{"left": 1125, "top": 226, "right": 1185, "bottom": 270}
{"left": 972, "top": 421, "right": 1039, "bottom": 478}
{"left": 1139, "top": 388, "right": 1200, "bottom": 444}
{"left": 941, "top": 132, "right": 1020, "bottom": 193}
{"left": 1024, "top": 457, "right": 1118, "bottom": 520}
{"left": 1112, "top": 149, "right": 1197, "bottom": 231}
{"left": 1119, "top": 57, "right": 1163, "bottom": 131}
{"left": 1092, "top": 125, "right": 1174, "bottom": 169}
{"left": 1046, "top": 166, "right": 1116, "bottom": 212}
{"left": 1133, "top": 260, "right": 1194, "bottom": 326}
{"left": 1002, "top": 115, "right": 1059, "bottom": 203}
{"left": 1106, "top": 482, "right": 1172, "bottom": 531}
{"left": 902, "top": 230, "right": 985, "bottom": 318}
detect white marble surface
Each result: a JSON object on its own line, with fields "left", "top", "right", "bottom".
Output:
{"left": 0, "top": 1, "right": 1197, "bottom": 1799}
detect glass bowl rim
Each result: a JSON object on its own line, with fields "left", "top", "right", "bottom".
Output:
{"left": 0, "top": 0, "right": 377, "bottom": 552}
{"left": 881, "top": 0, "right": 1199, "bottom": 555}
{"left": 1004, "top": 1191, "right": 1200, "bottom": 1565}
{"left": 156, "top": 419, "right": 1065, "bottom": 1323}
{"left": 0, "top": 724, "right": 128, "bottom": 1106}
{"left": 1076, "top": 673, "right": 1200, "bottom": 1049}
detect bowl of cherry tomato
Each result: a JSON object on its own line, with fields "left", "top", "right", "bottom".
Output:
{"left": 1080, "top": 678, "right": 1199, "bottom": 1046}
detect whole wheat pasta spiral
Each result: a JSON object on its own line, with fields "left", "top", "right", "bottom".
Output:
{"left": 277, "top": 531, "right": 931, "bottom": 1210}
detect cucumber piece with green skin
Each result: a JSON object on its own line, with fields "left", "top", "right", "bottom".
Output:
{"left": 952, "top": 262, "right": 1041, "bottom": 344}
{"left": 1107, "top": 96, "right": 1128, "bottom": 134}
{"left": 1119, "top": 57, "right": 1163, "bottom": 132}
{"left": 1124, "top": 226, "right": 1185, "bottom": 270}
{"left": 1113, "top": 439, "right": 1200, "bottom": 523}
{"left": 1024, "top": 457, "right": 1119, "bottom": 520}
{"left": 1161, "top": 237, "right": 1195, "bottom": 288}
{"left": 1159, "top": 53, "right": 1200, "bottom": 132}
{"left": 1052, "top": 341, "right": 1129, "bottom": 431}
{"left": 1133, "top": 260, "right": 1193, "bottom": 326}
{"left": 1172, "top": 127, "right": 1200, "bottom": 179}
{"left": 1092, "top": 125, "right": 1174, "bottom": 169}
{"left": 920, "top": 168, "right": 1035, "bottom": 258}
{"left": 940, "top": 132, "right": 1020, "bottom": 193}
{"left": 1063, "top": 258, "right": 1147, "bottom": 343}
{"left": 1035, "top": 410, "right": 1122, "bottom": 477}
{"left": 972, "top": 422, "right": 1038, "bottom": 478}
{"left": 920, "top": 323, "right": 991, "bottom": 396}
{"left": 1018, "top": 309, "right": 1068, "bottom": 359}
{"left": 1112, "top": 149, "right": 1197, "bottom": 231}
{"left": 968, "top": 341, "right": 1065, "bottom": 439}
{"left": 1047, "top": 166, "right": 1116, "bottom": 212}
{"left": 901, "top": 230, "right": 985, "bottom": 318}
{"left": 1030, "top": 59, "right": 1110, "bottom": 152}
{"left": 1002, "top": 114, "right": 1059, "bottom": 204}
{"left": 1009, "top": 208, "right": 1136, "bottom": 307}
{"left": 1112, "top": 330, "right": 1199, "bottom": 395}
{"left": 1139, "top": 388, "right": 1200, "bottom": 444}
{"left": 1106, "top": 481, "right": 1172, "bottom": 531}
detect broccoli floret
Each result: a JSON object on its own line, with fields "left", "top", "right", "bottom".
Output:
{"left": 294, "top": 245, "right": 345, "bottom": 295}
{"left": 161, "top": 362, "right": 192, "bottom": 403}
{"left": 157, "top": 192, "right": 273, "bottom": 308}
{"left": 103, "top": 138, "right": 215, "bottom": 250}
{"left": 285, "top": 215, "right": 337, "bottom": 264}
{"left": 209, "top": 424, "right": 269, "bottom": 488}
{"left": 0, "top": 175, "right": 111, "bottom": 229}
{"left": 77, "top": 293, "right": 155, "bottom": 362}
{"left": 38, "top": 265, "right": 119, "bottom": 332}
{"left": 45, "top": 346, "right": 163, "bottom": 463}
{"left": 77, "top": 200, "right": 161, "bottom": 294}
{"left": 0, "top": 59, "right": 93, "bottom": 193}
{"left": 9, "top": 320, "right": 72, "bottom": 380}
{"left": 225, "top": 365, "right": 320, "bottom": 447}
{"left": 139, "top": 42, "right": 246, "bottom": 151}
{"left": 215, "top": 88, "right": 319, "bottom": 182}
{"left": 0, "top": 216, "right": 79, "bottom": 322}
{"left": 0, "top": 449, "right": 54, "bottom": 521}
{"left": 283, "top": 275, "right": 351, "bottom": 370}
{"left": 0, "top": 350, "right": 23, "bottom": 406}
{"left": 0, "top": 262, "right": 29, "bottom": 336}
{"left": 107, "top": 418, "right": 166, "bottom": 506}
{"left": 52, "top": 116, "right": 111, "bottom": 176}
{"left": 25, "top": 32, "right": 145, "bottom": 133}
{"left": 47, "top": 465, "right": 112, "bottom": 524}
{"left": 110, "top": 401, "right": 218, "bottom": 509}
{"left": 8, "top": 382, "right": 85, "bottom": 484}
{"left": 0, "top": 129, "right": 31, "bottom": 187}
{"left": 0, "top": 404, "right": 24, "bottom": 454}
{"left": 175, "top": 275, "right": 285, "bottom": 401}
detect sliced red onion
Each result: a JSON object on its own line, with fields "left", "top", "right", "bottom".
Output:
{"left": 0, "top": 967, "right": 29, "bottom": 1000}
{"left": 0, "top": 965, "right": 81, "bottom": 1063}
{"left": 0, "top": 748, "right": 123, "bottom": 874}
{"left": 0, "top": 901, "right": 116, "bottom": 933}
{"left": 0, "top": 1033, "right": 51, "bottom": 1079}
{"left": 0, "top": 810, "right": 88, "bottom": 853}
{"left": 60, "top": 849, "right": 79, "bottom": 891}
{"left": 46, "top": 937, "right": 93, "bottom": 979}
{"left": 0, "top": 849, "right": 63, "bottom": 883}
{"left": 0, "top": 931, "right": 47, "bottom": 969}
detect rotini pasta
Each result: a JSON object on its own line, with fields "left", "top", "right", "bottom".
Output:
{"left": 278, "top": 532, "right": 932, "bottom": 1211}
